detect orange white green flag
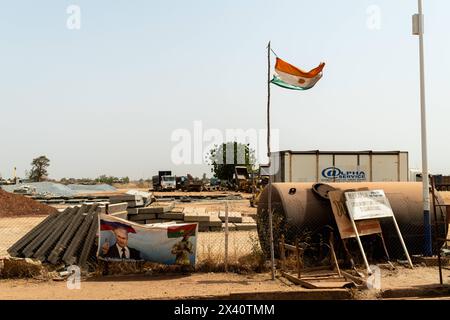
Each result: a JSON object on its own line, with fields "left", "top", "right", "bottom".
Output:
{"left": 271, "top": 57, "right": 325, "bottom": 90}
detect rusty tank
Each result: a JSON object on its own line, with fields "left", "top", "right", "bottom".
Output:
{"left": 256, "top": 182, "right": 446, "bottom": 259}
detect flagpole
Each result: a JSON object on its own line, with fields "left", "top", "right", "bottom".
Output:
{"left": 267, "top": 41, "right": 276, "bottom": 280}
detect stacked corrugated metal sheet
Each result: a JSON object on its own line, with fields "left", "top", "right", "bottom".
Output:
{"left": 7, "top": 204, "right": 100, "bottom": 270}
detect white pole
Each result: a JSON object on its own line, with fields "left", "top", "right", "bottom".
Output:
{"left": 348, "top": 215, "right": 372, "bottom": 274}
{"left": 391, "top": 216, "right": 414, "bottom": 268}
{"left": 415, "top": 0, "right": 432, "bottom": 256}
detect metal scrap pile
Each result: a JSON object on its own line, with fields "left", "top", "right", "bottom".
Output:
{"left": 7, "top": 204, "right": 100, "bottom": 270}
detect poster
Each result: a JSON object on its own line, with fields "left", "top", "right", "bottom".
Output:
{"left": 97, "top": 213, "right": 198, "bottom": 266}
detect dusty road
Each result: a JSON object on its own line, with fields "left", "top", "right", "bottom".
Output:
{"left": 0, "top": 267, "right": 448, "bottom": 300}
{"left": 0, "top": 272, "right": 303, "bottom": 300}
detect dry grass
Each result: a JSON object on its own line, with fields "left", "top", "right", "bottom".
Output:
{"left": 94, "top": 260, "right": 186, "bottom": 276}
{"left": 0, "top": 258, "right": 44, "bottom": 279}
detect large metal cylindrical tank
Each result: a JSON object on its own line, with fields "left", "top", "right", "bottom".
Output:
{"left": 257, "top": 182, "right": 446, "bottom": 259}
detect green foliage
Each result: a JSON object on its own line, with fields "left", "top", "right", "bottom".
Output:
{"left": 29, "top": 155, "right": 50, "bottom": 182}
{"left": 94, "top": 175, "right": 130, "bottom": 185}
{"left": 59, "top": 176, "right": 132, "bottom": 185}
{"left": 206, "top": 142, "right": 255, "bottom": 181}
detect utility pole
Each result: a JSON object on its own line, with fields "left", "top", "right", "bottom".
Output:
{"left": 413, "top": 0, "right": 432, "bottom": 256}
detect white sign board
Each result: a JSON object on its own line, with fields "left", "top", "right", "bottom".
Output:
{"left": 345, "top": 190, "right": 394, "bottom": 220}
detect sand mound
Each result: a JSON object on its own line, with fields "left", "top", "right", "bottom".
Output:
{"left": 0, "top": 189, "right": 57, "bottom": 218}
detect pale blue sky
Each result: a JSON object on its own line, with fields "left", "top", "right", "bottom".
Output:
{"left": 0, "top": 1, "right": 449, "bottom": 179}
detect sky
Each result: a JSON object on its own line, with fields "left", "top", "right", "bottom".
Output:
{"left": 0, "top": 0, "right": 449, "bottom": 180}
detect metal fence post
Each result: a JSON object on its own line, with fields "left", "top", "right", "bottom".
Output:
{"left": 224, "top": 200, "right": 229, "bottom": 272}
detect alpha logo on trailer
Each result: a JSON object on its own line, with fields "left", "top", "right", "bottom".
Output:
{"left": 321, "top": 167, "right": 366, "bottom": 181}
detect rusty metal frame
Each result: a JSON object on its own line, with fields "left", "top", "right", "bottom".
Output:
{"left": 430, "top": 176, "right": 449, "bottom": 285}
{"left": 278, "top": 232, "right": 356, "bottom": 289}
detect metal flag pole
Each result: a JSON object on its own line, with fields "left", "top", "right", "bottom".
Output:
{"left": 413, "top": 0, "right": 432, "bottom": 256}
{"left": 266, "top": 41, "right": 276, "bottom": 280}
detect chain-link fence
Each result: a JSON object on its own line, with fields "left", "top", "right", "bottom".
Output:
{"left": 256, "top": 185, "right": 450, "bottom": 286}
{"left": 1, "top": 191, "right": 448, "bottom": 287}
{"left": 0, "top": 197, "right": 264, "bottom": 276}
{"left": 195, "top": 200, "right": 263, "bottom": 272}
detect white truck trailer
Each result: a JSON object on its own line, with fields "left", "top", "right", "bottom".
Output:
{"left": 266, "top": 150, "right": 409, "bottom": 183}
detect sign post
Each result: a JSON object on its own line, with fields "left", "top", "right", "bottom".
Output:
{"left": 345, "top": 190, "right": 413, "bottom": 269}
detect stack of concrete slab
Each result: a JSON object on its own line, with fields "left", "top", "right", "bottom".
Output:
{"left": 217, "top": 211, "right": 256, "bottom": 231}
{"left": 219, "top": 211, "right": 243, "bottom": 223}
{"left": 128, "top": 205, "right": 256, "bottom": 232}
{"left": 96, "top": 202, "right": 128, "bottom": 220}
{"left": 184, "top": 207, "right": 211, "bottom": 231}
{"left": 7, "top": 204, "right": 100, "bottom": 270}
{"left": 234, "top": 215, "right": 257, "bottom": 231}
{"left": 183, "top": 208, "right": 224, "bottom": 231}
{"left": 127, "top": 202, "right": 181, "bottom": 224}
{"left": 183, "top": 207, "right": 209, "bottom": 222}
{"left": 32, "top": 195, "right": 110, "bottom": 205}
{"left": 85, "top": 194, "right": 257, "bottom": 233}
{"left": 183, "top": 207, "right": 210, "bottom": 231}
{"left": 109, "top": 194, "right": 144, "bottom": 208}
{"left": 208, "top": 212, "right": 223, "bottom": 231}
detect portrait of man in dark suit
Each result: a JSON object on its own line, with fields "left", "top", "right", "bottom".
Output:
{"left": 100, "top": 226, "right": 141, "bottom": 260}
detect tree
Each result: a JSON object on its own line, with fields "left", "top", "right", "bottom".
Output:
{"left": 95, "top": 175, "right": 114, "bottom": 185}
{"left": 95, "top": 175, "right": 130, "bottom": 185}
{"left": 29, "top": 155, "right": 50, "bottom": 182}
{"left": 206, "top": 142, "right": 255, "bottom": 181}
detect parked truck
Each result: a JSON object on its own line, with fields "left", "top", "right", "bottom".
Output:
{"left": 152, "top": 171, "right": 176, "bottom": 191}
{"left": 178, "top": 174, "right": 203, "bottom": 192}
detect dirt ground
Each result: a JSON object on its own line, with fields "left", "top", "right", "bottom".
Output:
{"left": 0, "top": 272, "right": 300, "bottom": 300}
{"left": 0, "top": 266, "right": 448, "bottom": 300}
{"left": 376, "top": 265, "right": 450, "bottom": 289}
